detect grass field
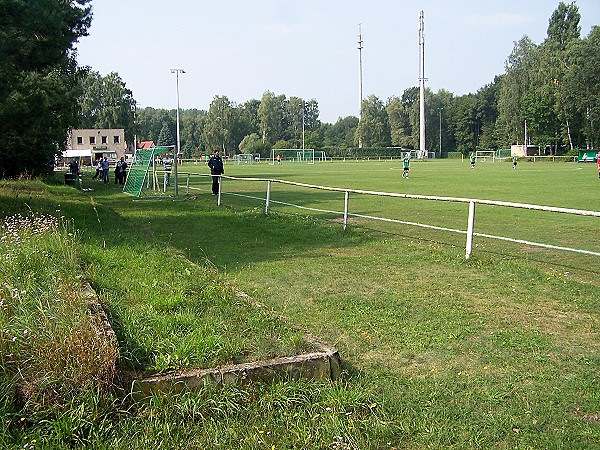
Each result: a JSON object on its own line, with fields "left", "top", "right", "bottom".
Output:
{"left": 173, "top": 158, "right": 600, "bottom": 276}
{"left": 1, "top": 158, "right": 599, "bottom": 449}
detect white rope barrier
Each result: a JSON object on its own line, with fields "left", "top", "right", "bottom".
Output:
{"left": 184, "top": 174, "right": 600, "bottom": 259}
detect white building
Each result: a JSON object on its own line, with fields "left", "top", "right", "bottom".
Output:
{"left": 64, "top": 128, "right": 126, "bottom": 165}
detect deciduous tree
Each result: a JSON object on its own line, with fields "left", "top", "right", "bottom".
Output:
{"left": 0, "top": 0, "right": 92, "bottom": 177}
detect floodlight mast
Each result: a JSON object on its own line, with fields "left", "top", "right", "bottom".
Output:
{"left": 358, "top": 23, "right": 364, "bottom": 149}
{"left": 418, "top": 11, "right": 427, "bottom": 159}
{"left": 170, "top": 68, "right": 185, "bottom": 196}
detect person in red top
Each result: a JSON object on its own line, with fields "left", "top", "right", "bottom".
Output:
{"left": 597, "top": 153, "right": 600, "bottom": 179}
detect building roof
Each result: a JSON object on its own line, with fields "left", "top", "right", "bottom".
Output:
{"left": 137, "top": 140, "right": 155, "bottom": 149}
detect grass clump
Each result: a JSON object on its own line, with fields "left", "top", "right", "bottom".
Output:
{"left": 0, "top": 213, "right": 118, "bottom": 413}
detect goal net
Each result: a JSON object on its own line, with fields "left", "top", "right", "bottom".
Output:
{"left": 270, "top": 149, "right": 326, "bottom": 164}
{"left": 475, "top": 150, "right": 495, "bottom": 162}
{"left": 234, "top": 153, "right": 255, "bottom": 165}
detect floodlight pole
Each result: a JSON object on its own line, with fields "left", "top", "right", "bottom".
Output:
{"left": 302, "top": 100, "right": 305, "bottom": 150}
{"left": 439, "top": 107, "right": 443, "bottom": 158}
{"left": 171, "top": 68, "right": 185, "bottom": 196}
{"left": 358, "top": 23, "right": 363, "bottom": 149}
{"left": 418, "top": 11, "right": 427, "bottom": 159}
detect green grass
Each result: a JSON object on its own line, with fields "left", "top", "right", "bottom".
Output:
{"left": 1, "top": 159, "right": 599, "bottom": 449}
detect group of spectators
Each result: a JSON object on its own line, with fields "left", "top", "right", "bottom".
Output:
{"left": 68, "top": 150, "right": 227, "bottom": 193}
{"left": 90, "top": 157, "right": 128, "bottom": 185}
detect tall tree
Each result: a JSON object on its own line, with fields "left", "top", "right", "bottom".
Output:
{"left": 202, "top": 96, "right": 233, "bottom": 154}
{"left": 157, "top": 122, "right": 174, "bottom": 147}
{"left": 323, "top": 116, "right": 358, "bottom": 148}
{"left": 0, "top": 0, "right": 92, "bottom": 176}
{"left": 357, "top": 95, "right": 391, "bottom": 147}
{"left": 78, "top": 70, "right": 136, "bottom": 143}
{"left": 497, "top": 36, "right": 538, "bottom": 146}
{"left": 562, "top": 26, "right": 600, "bottom": 149}
{"left": 258, "top": 91, "right": 285, "bottom": 144}
{"left": 543, "top": 1, "right": 581, "bottom": 150}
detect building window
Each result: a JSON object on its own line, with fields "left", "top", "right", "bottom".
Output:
{"left": 89, "top": 136, "right": 96, "bottom": 145}
{"left": 113, "top": 135, "right": 120, "bottom": 144}
{"left": 102, "top": 136, "right": 107, "bottom": 144}
{"left": 77, "top": 136, "right": 83, "bottom": 145}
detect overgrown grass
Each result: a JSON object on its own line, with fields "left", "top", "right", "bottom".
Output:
{"left": 0, "top": 160, "right": 599, "bottom": 449}
{"left": 0, "top": 212, "right": 118, "bottom": 414}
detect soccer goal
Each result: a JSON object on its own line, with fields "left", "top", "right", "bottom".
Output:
{"left": 475, "top": 150, "right": 496, "bottom": 162}
{"left": 270, "top": 149, "right": 326, "bottom": 164}
{"left": 234, "top": 153, "right": 255, "bottom": 165}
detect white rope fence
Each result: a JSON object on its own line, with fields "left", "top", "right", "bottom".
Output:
{"left": 184, "top": 174, "right": 600, "bottom": 260}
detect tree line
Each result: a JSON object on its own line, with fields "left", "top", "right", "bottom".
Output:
{"left": 0, "top": 1, "right": 597, "bottom": 176}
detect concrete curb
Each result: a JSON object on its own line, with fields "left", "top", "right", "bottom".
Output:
{"left": 130, "top": 293, "right": 342, "bottom": 398}
{"left": 84, "top": 283, "right": 342, "bottom": 399}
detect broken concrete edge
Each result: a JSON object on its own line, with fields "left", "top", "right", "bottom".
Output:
{"left": 82, "top": 281, "right": 343, "bottom": 400}
{"left": 82, "top": 281, "right": 118, "bottom": 349}
{"left": 130, "top": 349, "right": 342, "bottom": 400}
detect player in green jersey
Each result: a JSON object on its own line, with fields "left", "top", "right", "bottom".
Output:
{"left": 402, "top": 153, "right": 410, "bottom": 179}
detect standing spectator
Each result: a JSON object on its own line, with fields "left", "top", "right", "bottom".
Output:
{"left": 163, "top": 154, "right": 173, "bottom": 186}
{"left": 470, "top": 152, "right": 476, "bottom": 170}
{"left": 207, "top": 150, "right": 224, "bottom": 195}
{"left": 597, "top": 155, "right": 600, "bottom": 179}
{"left": 68, "top": 159, "right": 79, "bottom": 175}
{"left": 120, "top": 157, "right": 128, "bottom": 185}
{"left": 92, "top": 158, "right": 102, "bottom": 179}
{"left": 101, "top": 157, "right": 110, "bottom": 184}
{"left": 115, "top": 157, "right": 127, "bottom": 185}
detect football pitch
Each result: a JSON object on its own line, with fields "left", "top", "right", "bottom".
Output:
{"left": 164, "top": 157, "right": 600, "bottom": 447}
{"left": 177, "top": 158, "right": 600, "bottom": 269}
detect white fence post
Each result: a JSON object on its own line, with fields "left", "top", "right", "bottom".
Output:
{"left": 265, "top": 180, "right": 271, "bottom": 215}
{"left": 343, "top": 191, "right": 349, "bottom": 230}
{"left": 186, "top": 173, "right": 190, "bottom": 194}
{"left": 217, "top": 176, "right": 222, "bottom": 206}
{"left": 466, "top": 200, "right": 475, "bottom": 259}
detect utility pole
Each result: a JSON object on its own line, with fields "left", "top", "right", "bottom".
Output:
{"left": 358, "top": 23, "right": 364, "bottom": 149}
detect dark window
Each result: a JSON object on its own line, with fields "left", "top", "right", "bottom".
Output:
{"left": 113, "top": 135, "right": 120, "bottom": 144}
{"left": 77, "top": 136, "right": 83, "bottom": 144}
{"left": 89, "top": 136, "right": 96, "bottom": 145}
{"left": 102, "top": 136, "right": 107, "bottom": 144}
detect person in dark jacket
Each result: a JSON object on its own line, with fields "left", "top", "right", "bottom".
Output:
{"left": 69, "top": 159, "right": 79, "bottom": 175}
{"left": 207, "top": 150, "right": 224, "bottom": 195}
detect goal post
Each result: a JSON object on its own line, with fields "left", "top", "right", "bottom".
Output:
{"left": 233, "top": 153, "right": 255, "bottom": 165}
{"left": 475, "top": 150, "right": 496, "bottom": 162}
{"left": 270, "top": 149, "right": 325, "bottom": 164}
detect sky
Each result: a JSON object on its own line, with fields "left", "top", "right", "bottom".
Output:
{"left": 75, "top": 0, "right": 599, "bottom": 124}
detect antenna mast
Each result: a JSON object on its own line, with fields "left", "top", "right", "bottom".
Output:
{"left": 358, "top": 23, "right": 364, "bottom": 149}
{"left": 418, "top": 10, "right": 427, "bottom": 159}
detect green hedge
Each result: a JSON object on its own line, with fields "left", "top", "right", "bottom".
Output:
{"left": 320, "top": 147, "right": 409, "bottom": 158}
